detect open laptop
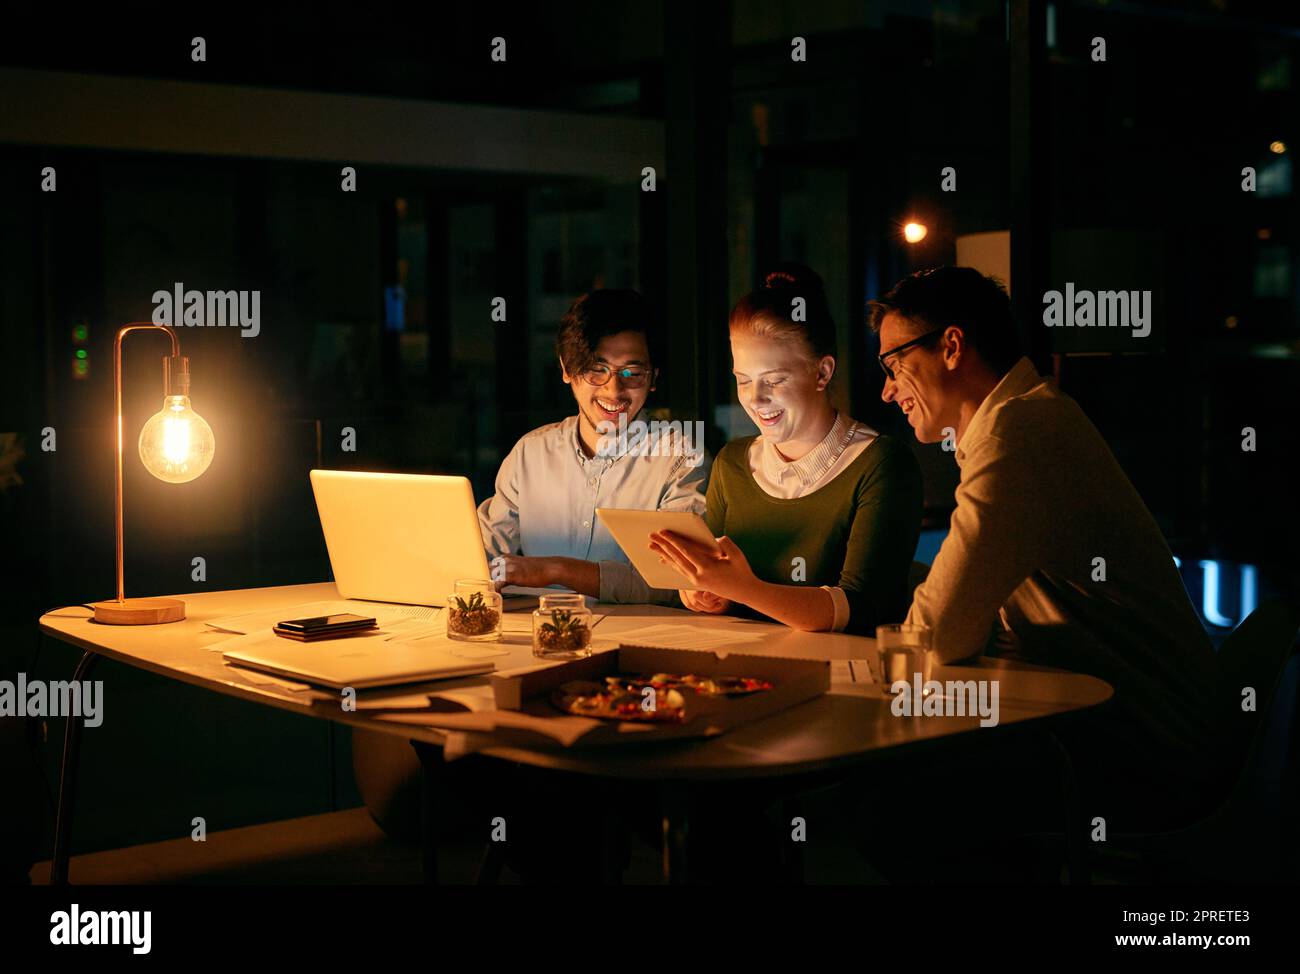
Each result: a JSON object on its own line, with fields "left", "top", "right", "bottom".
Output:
{"left": 309, "top": 469, "right": 536, "bottom": 609}
{"left": 223, "top": 470, "right": 522, "bottom": 689}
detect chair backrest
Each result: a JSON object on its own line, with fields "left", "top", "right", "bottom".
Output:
{"left": 1215, "top": 599, "right": 1300, "bottom": 775}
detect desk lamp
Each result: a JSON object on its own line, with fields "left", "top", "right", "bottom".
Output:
{"left": 90, "top": 324, "right": 215, "bottom": 624}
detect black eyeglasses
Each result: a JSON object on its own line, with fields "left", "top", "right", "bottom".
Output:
{"left": 877, "top": 328, "right": 946, "bottom": 380}
{"left": 581, "top": 364, "right": 652, "bottom": 388}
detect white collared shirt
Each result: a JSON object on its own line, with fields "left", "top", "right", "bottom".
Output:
{"left": 747, "top": 411, "right": 879, "bottom": 499}
{"left": 477, "top": 414, "right": 710, "bottom": 603}
{"left": 745, "top": 411, "right": 880, "bottom": 631}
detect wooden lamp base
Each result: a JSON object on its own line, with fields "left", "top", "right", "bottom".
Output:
{"left": 91, "top": 597, "right": 186, "bottom": 625}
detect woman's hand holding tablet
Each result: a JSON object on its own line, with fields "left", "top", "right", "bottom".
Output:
{"left": 595, "top": 508, "right": 762, "bottom": 604}
{"left": 648, "top": 532, "right": 759, "bottom": 605}
{"left": 680, "top": 589, "right": 732, "bottom": 614}
{"left": 595, "top": 508, "right": 720, "bottom": 590}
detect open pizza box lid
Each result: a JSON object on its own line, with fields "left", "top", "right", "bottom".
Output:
{"left": 479, "top": 643, "right": 830, "bottom": 747}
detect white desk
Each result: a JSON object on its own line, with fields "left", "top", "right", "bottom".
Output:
{"left": 39, "top": 581, "right": 1113, "bottom": 882}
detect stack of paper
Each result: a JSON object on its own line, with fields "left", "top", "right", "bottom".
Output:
{"left": 204, "top": 600, "right": 438, "bottom": 635}
{"left": 608, "top": 623, "right": 765, "bottom": 651}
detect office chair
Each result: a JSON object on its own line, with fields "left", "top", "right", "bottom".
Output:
{"left": 1044, "top": 599, "right": 1300, "bottom": 883}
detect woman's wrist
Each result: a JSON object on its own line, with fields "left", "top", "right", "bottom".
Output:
{"left": 738, "top": 577, "right": 776, "bottom": 610}
{"left": 744, "top": 578, "right": 834, "bottom": 630}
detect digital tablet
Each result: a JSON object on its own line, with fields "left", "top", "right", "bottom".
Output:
{"left": 596, "top": 508, "right": 720, "bottom": 591}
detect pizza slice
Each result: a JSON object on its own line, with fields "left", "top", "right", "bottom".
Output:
{"left": 551, "top": 680, "right": 687, "bottom": 723}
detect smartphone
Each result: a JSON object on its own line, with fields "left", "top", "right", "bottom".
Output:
{"left": 275, "top": 613, "right": 376, "bottom": 633}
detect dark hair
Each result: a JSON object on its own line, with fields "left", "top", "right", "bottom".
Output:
{"left": 555, "top": 289, "right": 659, "bottom": 375}
{"left": 730, "top": 261, "right": 836, "bottom": 362}
{"left": 868, "top": 267, "right": 1020, "bottom": 375}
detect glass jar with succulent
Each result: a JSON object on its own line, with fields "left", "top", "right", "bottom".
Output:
{"left": 532, "top": 593, "right": 593, "bottom": 659}
{"left": 446, "top": 579, "right": 502, "bottom": 641}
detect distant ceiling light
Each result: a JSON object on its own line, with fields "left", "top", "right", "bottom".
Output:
{"left": 903, "top": 222, "right": 928, "bottom": 243}
{"left": 1270, "top": 140, "right": 1287, "bottom": 154}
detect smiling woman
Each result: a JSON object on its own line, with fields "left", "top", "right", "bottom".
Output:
{"left": 661, "top": 264, "right": 923, "bottom": 635}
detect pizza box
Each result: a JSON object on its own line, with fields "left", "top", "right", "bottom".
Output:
{"left": 486, "top": 643, "right": 830, "bottom": 746}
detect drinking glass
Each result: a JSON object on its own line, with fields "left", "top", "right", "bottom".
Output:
{"left": 874, "top": 624, "right": 933, "bottom": 691}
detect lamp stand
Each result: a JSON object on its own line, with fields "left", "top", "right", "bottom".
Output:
{"left": 91, "top": 597, "right": 186, "bottom": 625}
{"left": 91, "top": 323, "right": 188, "bottom": 626}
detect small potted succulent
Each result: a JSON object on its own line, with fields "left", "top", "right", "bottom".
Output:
{"left": 532, "top": 594, "right": 593, "bottom": 659}
{"left": 446, "top": 580, "right": 502, "bottom": 641}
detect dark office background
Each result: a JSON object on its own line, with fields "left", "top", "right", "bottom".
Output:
{"left": 1, "top": 2, "right": 1297, "bottom": 869}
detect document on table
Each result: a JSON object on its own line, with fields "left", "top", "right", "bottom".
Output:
{"left": 204, "top": 627, "right": 390, "bottom": 655}
{"left": 305, "top": 677, "right": 499, "bottom": 711}
{"left": 204, "top": 600, "right": 439, "bottom": 635}
{"left": 169, "top": 661, "right": 316, "bottom": 695}
{"left": 609, "top": 623, "right": 766, "bottom": 651}
{"left": 221, "top": 663, "right": 316, "bottom": 693}
{"left": 387, "top": 630, "right": 513, "bottom": 659}
{"left": 830, "top": 658, "right": 882, "bottom": 696}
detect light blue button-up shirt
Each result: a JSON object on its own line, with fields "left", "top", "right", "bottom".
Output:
{"left": 477, "top": 415, "right": 710, "bottom": 603}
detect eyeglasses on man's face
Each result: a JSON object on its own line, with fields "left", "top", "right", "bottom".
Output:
{"left": 581, "top": 364, "right": 651, "bottom": 389}
{"left": 877, "top": 328, "right": 946, "bottom": 380}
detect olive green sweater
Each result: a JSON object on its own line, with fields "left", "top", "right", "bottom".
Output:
{"left": 705, "top": 434, "right": 923, "bottom": 634}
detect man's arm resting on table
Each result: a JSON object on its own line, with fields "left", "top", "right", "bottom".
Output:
{"left": 551, "top": 557, "right": 602, "bottom": 599}
{"left": 505, "top": 556, "right": 601, "bottom": 598}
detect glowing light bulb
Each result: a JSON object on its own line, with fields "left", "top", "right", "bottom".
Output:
{"left": 138, "top": 395, "right": 215, "bottom": 483}
{"left": 903, "top": 222, "right": 928, "bottom": 243}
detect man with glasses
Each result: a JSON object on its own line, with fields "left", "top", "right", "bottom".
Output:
{"left": 358, "top": 290, "right": 704, "bottom": 858}
{"left": 869, "top": 267, "right": 1221, "bottom": 830}
{"left": 478, "top": 288, "right": 708, "bottom": 602}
